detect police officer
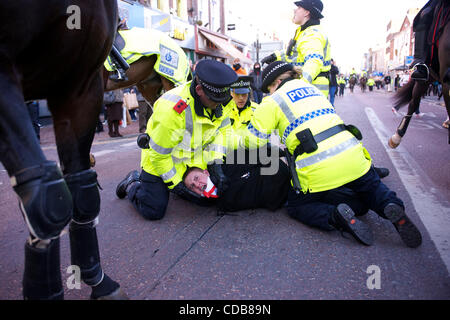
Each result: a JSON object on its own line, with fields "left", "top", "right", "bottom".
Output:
{"left": 115, "top": 60, "right": 238, "bottom": 220}
{"left": 229, "top": 76, "right": 259, "bottom": 131}
{"left": 261, "top": 0, "right": 331, "bottom": 98}
{"left": 241, "top": 61, "right": 422, "bottom": 248}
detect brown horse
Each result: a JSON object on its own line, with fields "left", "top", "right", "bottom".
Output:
{"left": 103, "top": 28, "right": 191, "bottom": 107}
{"left": 0, "top": 0, "right": 127, "bottom": 299}
{"left": 360, "top": 77, "right": 367, "bottom": 93}
{"left": 389, "top": 9, "right": 450, "bottom": 148}
{"left": 349, "top": 75, "right": 357, "bottom": 93}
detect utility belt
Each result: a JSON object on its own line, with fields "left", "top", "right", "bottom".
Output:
{"left": 293, "top": 124, "right": 362, "bottom": 159}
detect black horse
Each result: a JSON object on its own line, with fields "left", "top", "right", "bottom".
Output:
{"left": 0, "top": 0, "right": 127, "bottom": 299}
{"left": 389, "top": 4, "right": 450, "bottom": 148}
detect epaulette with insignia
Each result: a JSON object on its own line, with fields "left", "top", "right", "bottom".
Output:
{"left": 173, "top": 99, "right": 188, "bottom": 114}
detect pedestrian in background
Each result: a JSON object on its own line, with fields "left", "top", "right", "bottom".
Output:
{"left": 105, "top": 89, "right": 124, "bottom": 138}
{"left": 249, "top": 62, "right": 263, "bottom": 103}
{"left": 338, "top": 75, "right": 346, "bottom": 96}
{"left": 25, "top": 100, "right": 40, "bottom": 142}
{"left": 328, "top": 59, "right": 339, "bottom": 106}
{"left": 232, "top": 58, "right": 247, "bottom": 75}
{"left": 135, "top": 87, "right": 152, "bottom": 133}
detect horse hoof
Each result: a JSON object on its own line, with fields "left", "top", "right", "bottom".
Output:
{"left": 388, "top": 137, "right": 400, "bottom": 149}
{"left": 89, "top": 153, "right": 96, "bottom": 168}
{"left": 443, "top": 121, "right": 449, "bottom": 129}
{"left": 95, "top": 287, "right": 129, "bottom": 300}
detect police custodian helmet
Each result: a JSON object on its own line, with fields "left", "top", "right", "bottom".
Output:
{"left": 294, "top": 0, "right": 324, "bottom": 19}
{"left": 261, "top": 61, "right": 294, "bottom": 93}
{"left": 195, "top": 60, "right": 238, "bottom": 103}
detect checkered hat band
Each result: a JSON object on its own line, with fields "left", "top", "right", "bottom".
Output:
{"left": 263, "top": 63, "right": 290, "bottom": 83}
{"left": 231, "top": 80, "right": 251, "bottom": 88}
{"left": 199, "top": 79, "right": 229, "bottom": 93}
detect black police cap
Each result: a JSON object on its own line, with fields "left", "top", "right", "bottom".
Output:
{"left": 196, "top": 60, "right": 238, "bottom": 103}
{"left": 261, "top": 61, "right": 294, "bottom": 93}
{"left": 230, "top": 76, "right": 253, "bottom": 94}
{"left": 294, "top": 0, "right": 324, "bottom": 19}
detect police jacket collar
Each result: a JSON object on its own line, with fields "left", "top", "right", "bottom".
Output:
{"left": 300, "top": 18, "right": 320, "bottom": 31}
{"left": 277, "top": 77, "right": 296, "bottom": 91}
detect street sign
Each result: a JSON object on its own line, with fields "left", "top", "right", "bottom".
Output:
{"left": 405, "top": 56, "right": 414, "bottom": 66}
{"left": 227, "top": 24, "right": 235, "bottom": 31}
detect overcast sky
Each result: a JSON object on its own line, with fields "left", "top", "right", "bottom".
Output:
{"left": 225, "top": 0, "right": 428, "bottom": 73}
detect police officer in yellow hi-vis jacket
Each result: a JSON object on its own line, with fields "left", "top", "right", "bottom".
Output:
{"left": 261, "top": 0, "right": 331, "bottom": 98}
{"left": 241, "top": 61, "right": 422, "bottom": 248}
{"left": 229, "top": 76, "right": 259, "bottom": 131}
{"left": 115, "top": 60, "right": 238, "bottom": 220}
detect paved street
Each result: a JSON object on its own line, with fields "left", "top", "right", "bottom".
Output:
{"left": 0, "top": 88, "right": 449, "bottom": 300}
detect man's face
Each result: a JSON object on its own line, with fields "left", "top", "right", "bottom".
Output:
{"left": 196, "top": 85, "right": 220, "bottom": 110}
{"left": 184, "top": 168, "right": 210, "bottom": 196}
{"left": 293, "top": 6, "right": 310, "bottom": 25}
{"left": 231, "top": 90, "right": 249, "bottom": 109}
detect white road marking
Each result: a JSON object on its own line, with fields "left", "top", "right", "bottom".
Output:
{"left": 120, "top": 142, "right": 138, "bottom": 147}
{"left": 92, "top": 150, "right": 115, "bottom": 157}
{"left": 365, "top": 107, "right": 450, "bottom": 274}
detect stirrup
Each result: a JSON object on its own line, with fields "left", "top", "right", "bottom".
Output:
{"left": 410, "top": 63, "right": 429, "bottom": 81}
{"left": 109, "top": 69, "right": 128, "bottom": 82}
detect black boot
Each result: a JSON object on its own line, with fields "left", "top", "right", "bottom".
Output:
{"left": 109, "top": 45, "right": 129, "bottom": 82}
{"left": 374, "top": 166, "right": 389, "bottom": 179}
{"left": 116, "top": 170, "right": 140, "bottom": 199}
{"left": 330, "top": 204, "right": 374, "bottom": 246}
{"left": 410, "top": 29, "right": 429, "bottom": 81}
{"left": 383, "top": 203, "right": 422, "bottom": 248}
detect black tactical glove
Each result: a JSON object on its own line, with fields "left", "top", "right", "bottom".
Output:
{"left": 207, "top": 162, "right": 229, "bottom": 195}
{"left": 261, "top": 53, "right": 277, "bottom": 66}
{"left": 172, "top": 182, "right": 202, "bottom": 199}
{"left": 137, "top": 133, "right": 150, "bottom": 149}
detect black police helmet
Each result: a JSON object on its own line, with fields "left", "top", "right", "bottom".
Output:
{"left": 294, "top": 0, "right": 324, "bottom": 19}
{"left": 195, "top": 60, "right": 238, "bottom": 103}
{"left": 261, "top": 61, "right": 294, "bottom": 93}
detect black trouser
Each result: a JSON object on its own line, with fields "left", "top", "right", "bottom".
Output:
{"left": 128, "top": 170, "right": 215, "bottom": 220}
{"left": 287, "top": 167, "right": 404, "bottom": 231}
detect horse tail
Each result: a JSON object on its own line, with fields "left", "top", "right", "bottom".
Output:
{"left": 443, "top": 68, "right": 450, "bottom": 85}
{"left": 393, "top": 79, "right": 415, "bottom": 109}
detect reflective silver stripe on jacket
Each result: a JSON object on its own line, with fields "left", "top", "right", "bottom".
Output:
{"left": 162, "top": 93, "right": 182, "bottom": 104}
{"left": 303, "top": 72, "right": 313, "bottom": 83}
{"left": 161, "top": 166, "right": 177, "bottom": 181}
{"left": 295, "top": 137, "right": 359, "bottom": 169}
{"left": 149, "top": 137, "right": 173, "bottom": 155}
{"left": 272, "top": 94, "right": 296, "bottom": 123}
{"left": 314, "top": 84, "right": 329, "bottom": 92}
{"left": 204, "top": 144, "right": 227, "bottom": 154}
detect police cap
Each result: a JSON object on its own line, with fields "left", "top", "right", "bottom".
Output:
{"left": 294, "top": 0, "right": 324, "bottom": 19}
{"left": 196, "top": 60, "right": 238, "bottom": 103}
{"left": 230, "top": 76, "right": 252, "bottom": 94}
{"left": 261, "top": 61, "right": 294, "bottom": 93}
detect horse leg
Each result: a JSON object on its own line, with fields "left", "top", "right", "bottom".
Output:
{"left": 48, "top": 73, "right": 127, "bottom": 300}
{"left": 0, "top": 60, "right": 72, "bottom": 299}
{"left": 389, "top": 81, "right": 428, "bottom": 148}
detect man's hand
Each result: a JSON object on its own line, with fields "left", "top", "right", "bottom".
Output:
{"left": 261, "top": 53, "right": 277, "bottom": 66}
{"left": 207, "top": 163, "right": 229, "bottom": 195}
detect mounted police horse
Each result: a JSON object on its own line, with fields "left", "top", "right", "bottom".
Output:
{"left": 103, "top": 27, "right": 191, "bottom": 106}
{"left": 389, "top": 3, "right": 450, "bottom": 148}
{"left": 349, "top": 75, "right": 357, "bottom": 93}
{"left": 0, "top": 0, "right": 127, "bottom": 299}
{"left": 359, "top": 76, "right": 367, "bottom": 93}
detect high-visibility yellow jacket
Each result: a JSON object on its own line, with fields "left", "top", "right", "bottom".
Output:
{"left": 229, "top": 100, "right": 258, "bottom": 132}
{"left": 274, "top": 24, "right": 331, "bottom": 97}
{"left": 338, "top": 77, "right": 346, "bottom": 85}
{"left": 367, "top": 78, "right": 375, "bottom": 86}
{"left": 242, "top": 78, "right": 372, "bottom": 194}
{"left": 141, "top": 81, "right": 237, "bottom": 189}
{"left": 104, "top": 27, "right": 190, "bottom": 86}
